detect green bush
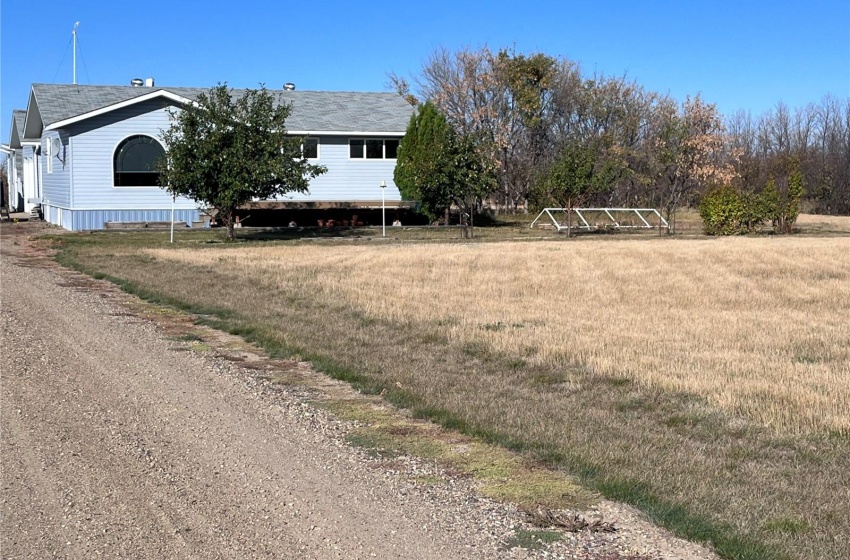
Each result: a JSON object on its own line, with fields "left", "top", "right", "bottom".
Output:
{"left": 740, "top": 190, "right": 772, "bottom": 232}
{"left": 700, "top": 185, "right": 747, "bottom": 235}
{"left": 699, "top": 178, "right": 799, "bottom": 236}
{"left": 763, "top": 169, "right": 805, "bottom": 234}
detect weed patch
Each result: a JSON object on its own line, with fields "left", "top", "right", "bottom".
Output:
{"left": 504, "top": 529, "right": 562, "bottom": 550}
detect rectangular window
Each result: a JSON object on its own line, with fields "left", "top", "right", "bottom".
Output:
{"left": 349, "top": 138, "right": 401, "bottom": 160}
{"left": 46, "top": 138, "right": 53, "bottom": 173}
{"left": 365, "top": 139, "right": 383, "bottom": 159}
{"left": 385, "top": 139, "right": 399, "bottom": 159}
{"left": 304, "top": 138, "right": 319, "bottom": 159}
{"left": 350, "top": 139, "right": 365, "bottom": 158}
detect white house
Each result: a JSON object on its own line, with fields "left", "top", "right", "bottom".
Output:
{"left": 6, "top": 82, "right": 414, "bottom": 230}
{"left": 1, "top": 110, "right": 34, "bottom": 213}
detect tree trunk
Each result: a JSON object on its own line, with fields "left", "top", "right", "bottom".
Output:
{"left": 220, "top": 209, "right": 236, "bottom": 240}
{"left": 665, "top": 196, "right": 677, "bottom": 235}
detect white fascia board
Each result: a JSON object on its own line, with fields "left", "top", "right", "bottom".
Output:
{"left": 43, "top": 90, "right": 194, "bottom": 132}
{"left": 0, "top": 144, "right": 14, "bottom": 153}
{"left": 287, "top": 130, "right": 405, "bottom": 136}
{"left": 21, "top": 141, "right": 41, "bottom": 147}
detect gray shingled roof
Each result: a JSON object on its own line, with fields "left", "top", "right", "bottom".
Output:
{"left": 13, "top": 110, "right": 26, "bottom": 137}
{"left": 275, "top": 90, "right": 415, "bottom": 132}
{"left": 8, "top": 109, "right": 26, "bottom": 147}
{"left": 31, "top": 84, "right": 414, "bottom": 133}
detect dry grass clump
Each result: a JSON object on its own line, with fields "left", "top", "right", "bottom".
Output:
{"left": 147, "top": 236, "right": 850, "bottom": 435}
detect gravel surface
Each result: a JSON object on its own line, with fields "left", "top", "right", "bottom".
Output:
{"left": 0, "top": 222, "right": 720, "bottom": 560}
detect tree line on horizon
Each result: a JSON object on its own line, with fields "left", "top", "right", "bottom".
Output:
{"left": 391, "top": 47, "right": 850, "bottom": 231}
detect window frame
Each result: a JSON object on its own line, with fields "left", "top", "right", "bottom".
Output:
{"left": 303, "top": 137, "right": 319, "bottom": 160}
{"left": 384, "top": 138, "right": 399, "bottom": 159}
{"left": 45, "top": 137, "right": 53, "bottom": 174}
{"left": 112, "top": 134, "right": 166, "bottom": 188}
{"left": 348, "top": 137, "right": 401, "bottom": 160}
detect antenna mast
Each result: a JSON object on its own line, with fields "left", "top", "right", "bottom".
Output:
{"left": 72, "top": 22, "right": 80, "bottom": 84}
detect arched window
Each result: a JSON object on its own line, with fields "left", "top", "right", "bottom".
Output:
{"left": 113, "top": 135, "right": 165, "bottom": 187}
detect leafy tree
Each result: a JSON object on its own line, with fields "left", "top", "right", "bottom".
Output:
{"left": 534, "top": 139, "right": 625, "bottom": 236}
{"left": 404, "top": 47, "right": 561, "bottom": 211}
{"left": 395, "top": 101, "right": 496, "bottom": 225}
{"left": 782, "top": 166, "right": 806, "bottom": 232}
{"left": 160, "top": 84, "right": 325, "bottom": 239}
{"left": 654, "top": 95, "right": 736, "bottom": 234}
{"left": 492, "top": 51, "right": 558, "bottom": 210}
{"left": 394, "top": 101, "right": 452, "bottom": 219}
{"left": 450, "top": 132, "right": 499, "bottom": 236}
{"left": 762, "top": 164, "right": 805, "bottom": 234}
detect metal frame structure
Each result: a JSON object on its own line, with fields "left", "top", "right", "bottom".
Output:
{"left": 530, "top": 208, "right": 668, "bottom": 231}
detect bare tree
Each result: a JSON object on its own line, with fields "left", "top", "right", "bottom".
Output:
{"left": 398, "top": 45, "right": 848, "bottom": 220}
{"left": 725, "top": 94, "right": 850, "bottom": 214}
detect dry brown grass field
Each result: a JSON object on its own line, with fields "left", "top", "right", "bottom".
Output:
{"left": 148, "top": 236, "right": 849, "bottom": 434}
{"left": 795, "top": 213, "right": 850, "bottom": 233}
{"left": 54, "top": 223, "right": 850, "bottom": 560}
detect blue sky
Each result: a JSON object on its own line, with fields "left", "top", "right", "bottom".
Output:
{"left": 2, "top": 0, "right": 848, "bottom": 144}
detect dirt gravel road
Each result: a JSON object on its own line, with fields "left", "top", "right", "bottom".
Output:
{"left": 1, "top": 224, "right": 718, "bottom": 560}
{"left": 1, "top": 235, "right": 513, "bottom": 559}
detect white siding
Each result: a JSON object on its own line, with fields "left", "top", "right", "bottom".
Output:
{"left": 63, "top": 100, "right": 403, "bottom": 210}
{"left": 281, "top": 136, "right": 402, "bottom": 201}
{"left": 67, "top": 100, "right": 196, "bottom": 211}
{"left": 41, "top": 131, "right": 71, "bottom": 208}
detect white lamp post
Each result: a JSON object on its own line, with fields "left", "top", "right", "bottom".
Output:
{"left": 170, "top": 194, "right": 175, "bottom": 243}
{"left": 380, "top": 180, "right": 386, "bottom": 237}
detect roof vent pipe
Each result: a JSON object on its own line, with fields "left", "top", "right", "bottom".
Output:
{"left": 130, "top": 78, "right": 144, "bottom": 87}
{"left": 284, "top": 82, "right": 295, "bottom": 91}
{"left": 145, "top": 77, "right": 155, "bottom": 87}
